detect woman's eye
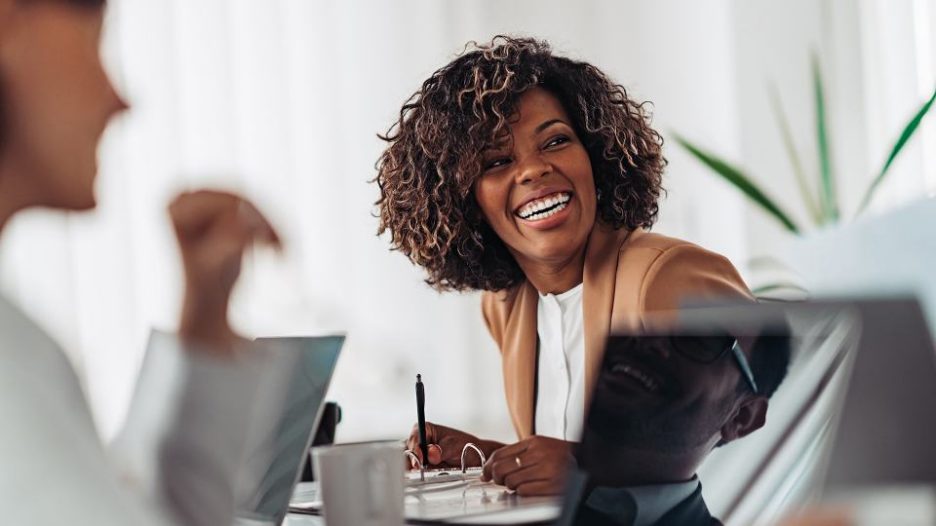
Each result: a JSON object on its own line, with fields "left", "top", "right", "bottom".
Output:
{"left": 483, "top": 157, "right": 511, "bottom": 171}
{"left": 544, "top": 135, "right": 570, "bottom": 149}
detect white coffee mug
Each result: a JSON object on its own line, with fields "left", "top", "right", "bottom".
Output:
{"left": 312, "top": 441, "right": 404, "bottom": 526}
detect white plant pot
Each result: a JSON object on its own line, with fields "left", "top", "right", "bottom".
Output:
{"left": 778, "top": 197, "right": 936, "bottom": 331}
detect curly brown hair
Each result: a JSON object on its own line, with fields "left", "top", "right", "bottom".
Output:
{"left": 375, "top": 36, "right": 666, "bottom": 292}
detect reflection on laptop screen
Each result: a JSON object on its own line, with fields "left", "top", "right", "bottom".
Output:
{"left": 561, "top": 304, "right": 865, "bottom": 526}
{"left": 569, "top": 325, "right": 792, "bottom": 525}
{"left": 235, "top": 335, "right": 344, "bottom": 525}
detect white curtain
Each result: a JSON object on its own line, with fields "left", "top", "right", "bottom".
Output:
{"left": 856, "top": 0, "right": 936, "bottom": 206}
{"left": 6, "top": 0, "right": 931, "bottom": 448}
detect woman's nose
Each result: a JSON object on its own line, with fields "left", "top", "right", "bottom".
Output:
{"left": 514, "top": 154, "right": 551, "bottom": 185}
{"left": 103, "top": 73, "right": 130, "bottom": 116}
{"left": 110, "top": 87, "right": 130, "bottom": 115}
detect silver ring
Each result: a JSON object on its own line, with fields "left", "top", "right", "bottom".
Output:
{"left": 515, "top": 456, "right": 522, "bottom": 468}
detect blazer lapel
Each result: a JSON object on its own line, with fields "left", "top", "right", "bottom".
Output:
{"left": 582, "top": 225, "right": 633, "bottom": 399}
{"left": 500, "top": 225, "right": 634, "bottom": 438}
{"left": 501, "top": 281, "right": 539, "bottom": 438}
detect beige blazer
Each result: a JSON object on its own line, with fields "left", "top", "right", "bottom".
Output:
{"left": 480, "top": 225, "right": 753, "bottom": 439}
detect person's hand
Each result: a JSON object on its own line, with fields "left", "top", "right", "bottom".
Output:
{"left": 405, "top": 422, "right": 495, "bottom": 470}
{"left": 481, "top": 436, "right": 576, "bottom": 496}
{"left": 169, "top": 190, "right": 280, "bottom": 351}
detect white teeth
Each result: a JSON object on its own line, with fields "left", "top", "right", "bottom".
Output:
{"left": 526, "top": 201, "right": 567, "bottom": 221}
{"left": 517, "top": 193, "right": 572, "bottom": 220}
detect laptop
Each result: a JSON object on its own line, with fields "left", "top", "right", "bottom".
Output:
{"left": 234, "top": 335, "right": 344, "bottom": 526}
{"left": 818, "top": 299, "right": 936, "bottom": 488}
{"left": 556, "top": 312, "right": 800, "bottom": 526}
{"left": 557, "top": 299, "right": 936, "bottom": 525}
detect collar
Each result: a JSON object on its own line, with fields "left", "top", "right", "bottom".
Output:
{"left": 537, "top": 281, "right": 584, "bottom": 301}
{"left": 586, "top": 477, "right": 701, "bottom": 526}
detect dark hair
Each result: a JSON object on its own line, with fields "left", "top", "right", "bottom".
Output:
{"left": 375, "top": 36, "right": 666, "bottom": 292}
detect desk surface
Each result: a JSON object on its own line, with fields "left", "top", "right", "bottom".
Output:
{"left": 284, "top": 515, "right": 326, "bottom": 526}
{"left": 289, "top": 479, "right": 561, "bottom": 525}
{"left": 286, "top": 504, "right": 560, "bottom": 525}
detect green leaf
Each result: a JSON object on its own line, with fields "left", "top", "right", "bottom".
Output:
{"left": 813, "top": 55, "right": 839, "bottom": 223}
{"left": 673, "top": 135, "right": 801, "bottom": 234}
{"left": 768, "top": 83, "right": 822, "bottom": 225}
{"left": 856, "top": 86, "right": 936, "bottom": 214}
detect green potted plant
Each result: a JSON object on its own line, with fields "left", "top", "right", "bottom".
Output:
{"left": 674, "top": 56, "right": 936, "bottom": 297}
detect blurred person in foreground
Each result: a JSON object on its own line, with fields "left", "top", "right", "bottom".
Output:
{"left": 562, "top": 331, "right": 791, "bottom": 525}
{"left": 0, "top": 0, "right": 285, "bottom": 525}
{"left": 378, "top": 36, "right": 752, "bottom": 495}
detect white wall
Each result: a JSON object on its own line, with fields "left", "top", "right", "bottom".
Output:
{"left": 727, "top": 0, "right": 870, "bottom": 278}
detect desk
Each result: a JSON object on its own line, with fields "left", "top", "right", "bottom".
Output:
{"left": 284, "top": 516, "right": 326, "bottom": 526}
{"left": 289, "top": 480, "right": 561, "bottom": 525}
{"left": 285, "top": 504, "right": 560, "bottom": 525}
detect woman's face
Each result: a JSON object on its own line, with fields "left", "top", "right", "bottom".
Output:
{"left": 0, "top": 2, "right": 126, "bottom": 210}
{"left": 473, "top": 87, "right": 596, "bottom": 269}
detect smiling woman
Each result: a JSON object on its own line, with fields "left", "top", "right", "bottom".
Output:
{"left": 377, "top": 36, "right": 754, "bottom": 497}
{"left": 473, "top": 87, "right": 598, "bottom": 294}
{"left": 377, "top": 37, "right": 665, "bottom": 293}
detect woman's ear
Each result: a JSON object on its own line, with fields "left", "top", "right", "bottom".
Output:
{"left": 719, "top": 396, "right": 768, "bottom": 446}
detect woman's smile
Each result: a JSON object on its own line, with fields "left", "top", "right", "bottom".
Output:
{"left": 514, "top": 189, "right": 576, "bottom": 231}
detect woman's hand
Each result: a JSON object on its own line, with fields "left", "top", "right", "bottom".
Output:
{"left": 169, "top": 190, "right": 280, "bottom": 352}
{"left": 405, "top": 422, "right": 501, "bottom": 470}
{"left": 481, "top": 436, "right": 576, "bottom": 496}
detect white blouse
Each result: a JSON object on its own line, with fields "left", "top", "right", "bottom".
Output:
{"left": 534, "top": 283, "right": 586, "bottom": 441}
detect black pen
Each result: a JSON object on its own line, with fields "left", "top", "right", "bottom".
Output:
{"left": 416, "top": 374, "right": 429, "bottom": 477}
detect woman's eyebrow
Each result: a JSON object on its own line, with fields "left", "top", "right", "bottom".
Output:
{"left": 535, "top": 118, "right": 568, "bottom": 134}
{"left": 482, "top": 135, "right": 512, "bottom": 153}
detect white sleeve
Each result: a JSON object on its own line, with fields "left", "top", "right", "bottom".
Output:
{"left": 111, "top": 331, "right": 293, "bottom": 526}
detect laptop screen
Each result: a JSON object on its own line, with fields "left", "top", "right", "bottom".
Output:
{"left": 561, "top": 303, "right": 865, "bottom": 526}
{"left": 235, "top": 335, "right": 344, "bottom": 525}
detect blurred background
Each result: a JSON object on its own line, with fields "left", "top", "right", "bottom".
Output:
{"left": 0, "top": 0, "right": 933, "bottom": 444}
